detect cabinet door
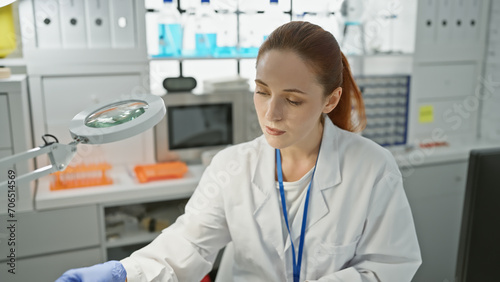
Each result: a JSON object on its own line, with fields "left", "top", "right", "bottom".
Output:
{"left": 0, "top": 205, "right": 100, "bottom": 259}
{"left": 42, "top": 74, "right": 142, "bottom": 143}
{"left": 0, "top": 94, "right": 12, "bottom": 149}
{"left": 0, "top": 148, "right": 13, "bottom": 214}
{"left": 402, "top": 161, "right": 468, "bottom": 282}
{"left": 0, "top": 247, "right": 102, "bottom": 282}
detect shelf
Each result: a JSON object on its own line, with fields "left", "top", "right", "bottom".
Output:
{"left": 149, "top": 55, "right": 257, "bottom": 61}
{"left": 148, "top": 53, "right": 413, "bottom": 61}
{"left": 36, "top": 164, "right": 205, "bottom": 210}
{"left": 106, "top": 229, "right": 160, "bottom": 248}
{"left": 349, "top": 52, "right": 414, "bottom": 58}
{"left": 0, "top": 58, "right": 27, "bottom": 66}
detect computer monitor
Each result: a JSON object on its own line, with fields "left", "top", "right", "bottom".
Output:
{"left": 154, "top": 92, "right": 250, "bottom": 164}
{"left": 455, "top": 147, "right": 500, "bottom": 282}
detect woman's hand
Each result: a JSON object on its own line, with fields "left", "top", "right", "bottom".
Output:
{"left": 55, "top": 260, "right": 126, "bottom": 282}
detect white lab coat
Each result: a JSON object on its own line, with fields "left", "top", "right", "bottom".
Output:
{"left": 121, "top": 117, "right": 422, "bottom": 282}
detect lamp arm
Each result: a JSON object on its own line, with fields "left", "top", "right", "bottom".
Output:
{"left": 0, "top": 141, "right": 79, "bottom": 190}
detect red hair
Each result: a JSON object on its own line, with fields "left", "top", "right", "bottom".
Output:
{"left": 256, "top": 21, "right": 366, "bottom": 132}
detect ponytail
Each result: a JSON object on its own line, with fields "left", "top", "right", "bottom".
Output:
{"left": 327, "top": 52, "right": 366, "bottom": 132}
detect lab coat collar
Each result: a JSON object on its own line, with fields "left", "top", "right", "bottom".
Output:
{"left": 252, "top": 115, "right": 342, "bottom": 257}
{"left": 252, "top": 136, "right": 286, "bottom": 260}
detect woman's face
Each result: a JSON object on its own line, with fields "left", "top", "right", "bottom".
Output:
{"left": 254, "top": 50, "right": 339, "bottom": 150}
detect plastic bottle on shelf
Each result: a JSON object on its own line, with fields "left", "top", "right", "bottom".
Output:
{"left": 260, "top": 0, "right": 289, "bottom": 42}
{"left": 194, "top": 0, "right": 218, "bottom": 57}
{"left": 157, "top": 0, "right": 182, "bottom": 57}
{"left": 182, "top": 7, "right": 197, "bottom": 57}
{"left": 238, "top": 9, "right": 260, "bottom": 57}
{"left": 293, "top": 11, "right": 342, "bottom": 41}
{"left": 214, "top": 10, "right": 237, "bottom": 58}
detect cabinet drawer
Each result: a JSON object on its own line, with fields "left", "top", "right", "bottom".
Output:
{"left": 0, "top": 247, "right": 102, "bottom": 282}
{"left": 0, "top": 205, "right": 100, "bottom": 259}
{"left": 0, "top": 149, "right": 13, "bottom": 214}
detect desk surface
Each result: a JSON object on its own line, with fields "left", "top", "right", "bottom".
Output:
{"left": 35, "top": 139, "right": 500, "bottom": 211}
{"left": 389, "top": 139, "right": 500, "bottom": 168}
{"left": 36, "top": 164, "right": 205, "bottom": 210}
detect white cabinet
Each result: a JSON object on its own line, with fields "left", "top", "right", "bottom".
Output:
{"left": 0, "top": 95, "right": 12, "bottom": 149}
{"left": 0, "top": 75, "right": 33, "bottom": 213}
{"left": 0, "top": 247, "right": 102, "bottom": 282}
{"left": 402, "top": 160, "right": 468, "bottom": 282}
{"left": 0, "top": 205, "right": 103, "bottom": 281}
{"left": 0, "top": 205, "right": 101, "bottom": 259}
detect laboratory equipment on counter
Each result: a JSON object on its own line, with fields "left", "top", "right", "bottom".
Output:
{"left": 202, "top": 75, "right": 249, "bottom": 92}
{"left": 163, "top": 76, "right": 197, "bottom": 92}
{"left": 156, "top": 0, "right": 183, "bottom": 57}
{"left": 50, "top": 161, "right": 113, "bottom": 190}
{"left": 154, "top": 91, "right": 255, "bottom": 164}
{"left": 0, "top": 94, "right": 166, "bottom": 193}
{"left": 162, "top": 62, "right": 198, "bottom": 93}
{"left": 134, "top": 161, "right": 188, "bottom": 183}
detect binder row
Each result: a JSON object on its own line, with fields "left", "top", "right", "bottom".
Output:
{"left": 33, "top": 0, "right": 137, "bottom": 49}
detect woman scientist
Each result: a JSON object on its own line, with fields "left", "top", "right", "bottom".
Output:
{"left": 57, "top": 21, "right": 421, "bottom": 282}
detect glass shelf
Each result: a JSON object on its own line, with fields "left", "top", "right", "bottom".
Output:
{"left": 149, "top": 55, "right": 257, "bottom": 61}
{"left": 148, "top": 53, "right": 413, "bottom": 61}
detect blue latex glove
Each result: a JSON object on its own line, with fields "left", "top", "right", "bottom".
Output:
{"left": 55, "top": 260, "right": 126, "bottom": 282}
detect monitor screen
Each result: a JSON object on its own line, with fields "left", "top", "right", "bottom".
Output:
{"left": 167, "top": 103, "right": 233, "bottom": 150}
{"left": 456, "top": 147, "right": 500, "bottom": 281}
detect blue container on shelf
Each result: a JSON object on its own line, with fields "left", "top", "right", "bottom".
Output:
{"left": 193, "top": 0, "right": 218, "bottom": 57}
{"left": 214, "top": 10, "right": 237, "bottom": 58}
{"left": 195, "top": 33, "right": 217, "bottom": 56}
{"left": 157, "top": 0, "right": 182, "bottom": 57}
{"left": 158, "top": 23, "right": 183, "bottom": 56}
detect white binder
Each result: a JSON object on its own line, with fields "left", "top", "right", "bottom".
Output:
{"left": 34, "top": 0, "right": 62, "bottom": 48}
{"left": 110, "top": 0, "right": 136, "bottom": 48}
{"left": 85, "top": 0, "right": 112, "bottom": 48}
{"left": 59, "top": 0, "right": 88, "bottom": 48}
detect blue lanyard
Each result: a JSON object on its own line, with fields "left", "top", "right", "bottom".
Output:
{"left": 276, "top": 148, "right": 320, "bottom": 282}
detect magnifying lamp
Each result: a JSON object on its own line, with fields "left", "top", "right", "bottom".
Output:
{"left": 0, "top": 94, "right": 166, "bottom": 189}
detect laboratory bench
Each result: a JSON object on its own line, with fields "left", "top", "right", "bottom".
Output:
{"left": 36, "top": 164, "right": 204, "bottom": 257}
{"left": 35, "top": 164, "right": 205, "bottom": 210}
{"left": 390, "top": 139, "right": 500, "bottom": 282}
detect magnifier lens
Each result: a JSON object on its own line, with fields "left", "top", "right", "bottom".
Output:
{"left": 85, "top": 101, "right": 149, "bottom": 128}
